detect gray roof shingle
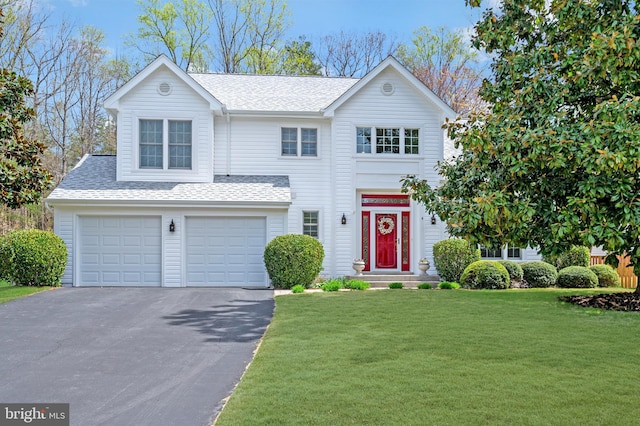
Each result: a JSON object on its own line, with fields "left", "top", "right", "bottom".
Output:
{"left": 46, "top": 156, "right": 291, "bottom": 205}
{"left": 189, "top": 73, "right": 358, "bottom": 112}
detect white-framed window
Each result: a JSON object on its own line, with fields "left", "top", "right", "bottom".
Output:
{"left": 480, "top": 244, "right": 523, "bottom": 260}
{"left": 356, "top": 127, "right": 419, "bottom": 155}
{"left": 139, "top": 118, "right": 192, "bottom": 170}
{"left": 281, "top": 127, "right": 317, "bottom": 157}
{"left": 302, "top": 211, "right": 319, "bottom": 238}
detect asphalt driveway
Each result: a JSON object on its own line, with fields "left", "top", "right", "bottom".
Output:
{"left": 0, "top": 287, "right": 274, "bottom": 426}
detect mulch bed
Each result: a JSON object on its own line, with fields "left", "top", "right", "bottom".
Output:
{"left": 559, "top": 292, "right": 640, "bottom": 312}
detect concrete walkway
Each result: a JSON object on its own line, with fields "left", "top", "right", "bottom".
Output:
{"left": 0, "top": 287, "right": 274, "bottom": 426}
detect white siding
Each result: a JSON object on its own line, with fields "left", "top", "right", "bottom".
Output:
{"left": 53, "top": 208, "right": 74, "bottom": 285}
{"left": 116, "top": 68, "right": 214, "bottom": 182}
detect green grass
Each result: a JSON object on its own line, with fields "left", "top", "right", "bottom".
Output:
{"left": 216, "top": 289, "right": 640, "bottom": 425}
{"left": 0, "top": 279, "right": 52, "bottom": 304}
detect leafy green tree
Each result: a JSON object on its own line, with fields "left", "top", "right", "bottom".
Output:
{"left": 279, "top": 37, "right": 321, "bottom": 75}
{"left": 0, "top": 9, "right": 51, "bottom": 208}
{"left": 401, "top": 0, "right": 640, "bottom": 292}
{"left": 396, "top": 26, "right": 483, "bottom": 114}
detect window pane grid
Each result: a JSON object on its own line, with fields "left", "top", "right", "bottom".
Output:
{"left": 507, "top": 247, "right": 521, "bottom": 259}
{"left": 301, "top": 128, "right": 317, "bottom": 156}
{"left": 168, "top": 120, "right": 192, "bottom": 169}
{"left": 281, "top": 127, "right": 297, "bottom": 156}
{"left": 404, "top": 128, "right": 419, "bottom": 154}
{"left": 303, "top": 211, "right": 319, "bottom": 238}
{"left": 356, "top": 127, "right": 372, "bottom": 153}
{"left": 140, "top": 119, "right": 163, "bottom": 168}
{"left": 480, "top": 244, "right": 503, "bottom": 258}
{"left": 376, "top": 128, "right": 400, "bottom": 154}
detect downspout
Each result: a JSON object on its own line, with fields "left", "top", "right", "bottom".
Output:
{"left": 225, "top": 108, "right": 231, "bottom": 176}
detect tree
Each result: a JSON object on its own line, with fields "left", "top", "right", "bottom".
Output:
{"left": 278, "top": 37, "right": 321, "bottom": 75}
{"left": 396, "top": 26, "right": 483, "bottom": 114}
{"left": 129, "top": 0, "right": 213, "bottom": 72}
{"left": 0, "top": 8, "right": 51, "bottom": 209}
{"left": 401, "top": 0, "right": 640, "bottom": 293}
{"left": 316, "top": 30, "right": 398, "bottom": 77}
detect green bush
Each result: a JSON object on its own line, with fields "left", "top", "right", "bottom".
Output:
{"left": 438, "top": 282, "right": 460, "bottom": 290}
{"left": 291, "top": 284, "right": 305, "bottom": 293}
{"left": 0, "top": 233, "right": 11, "bottom": 281}
{"left": 344, "top": 279, "right": 370, "bottom": 290}
{"left": 460, "top": 260, "right": 510, "bottom": 289}
{"left": 321, "top": 279, "right": 342, "bottom": 292}
{"left": 557, "top": 246, "right": 591, "bottom": 269}
{"left": 417, "top": 282, "right": 433, "bottom": 289}
{"left": 589, "top": 264, "right": 621, "bottom": 288}
{"left": 3, "top": 229, "right": 67, "bottom": 287}
{"left": 264, "top": 234, "right": 325, "bottom": 289}
{"left": 388, "top": 282, "right": 403, "bottom": 289}
{"left": 521, "top": 261, "right": 558, "bottom": 288}
{"left": 557, "top": 266, "right": 598, "bottom": 288}
{"left": 497, "top": 260, "right": 524, "bottom": 283}
{"left": 432, "top": 239, "right": 481, "bottom": 283}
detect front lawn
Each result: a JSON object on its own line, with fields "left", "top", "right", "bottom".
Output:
{"left": 0, "top": 279, "right": 52, "bottom": 304}
{"left": 216, "top": 289, "right": 640, "bottom": 425}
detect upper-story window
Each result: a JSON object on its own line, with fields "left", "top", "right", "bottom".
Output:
{"left": 139, "top": 119, "right": 192, "bottom": 170}
{"left": 281, "top": 127, "right": 317, "bottom": 157}
{"left": 356, "top": 127, "right": 419, "bottom": 155}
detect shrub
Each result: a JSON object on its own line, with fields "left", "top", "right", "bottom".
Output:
{"left": 264, "top": 234, "right": 325, "bottom": 289}
{"left": 3, "top": 229, "right": 67, "bottom": 287}
{"left": 589, "top": 264, "right": 621, "bottom": 288}
{"left": 321, "top": 279, "right": 342, "bottom": 292}
{"left": 432, "top": 239, "right": 481, "bottom": 283}
{"left": 417, "top": 282, "right": 433, "bottom": 289}
{"left": 344, "top": 279, "right": 370, "bottom": 290}
{"left": 557, "top": 266, "right": 598, "bottom": 288}
{"left": 388, "top": 282, "right": 403, "bottom": 289}
{"left": 497, "top": 260, "right": 524, "bottom": 283}
{"left": 460, "top": 260, "right": 510, "bottom": 289}
{"left": 291, "top": 284, "right": 305, "bottom": 293}
{"left": 0, "top": 233, "right": 12, "bottom": 281}
{"left": 521, "top": 261, "right": 558, "bottom": 288}
{"left": 557, "top": 246, "right": 591, "bottom": 269}
{"left": 438, "top": 282, "right": 460, "bottom": 289}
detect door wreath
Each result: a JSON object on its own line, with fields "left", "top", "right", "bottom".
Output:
{"left": 377, "top": 217, "right": 394, "bottom": 235}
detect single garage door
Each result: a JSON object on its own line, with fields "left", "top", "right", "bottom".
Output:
{"left": 186, "top": 217, "right": 267, "bottom": 287}
{"left": 79, "top": 216, "right": 162, "bottom": 286}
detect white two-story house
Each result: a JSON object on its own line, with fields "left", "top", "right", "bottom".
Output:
{"left": 46, "top": 55, "right": 539, "bottom": 287}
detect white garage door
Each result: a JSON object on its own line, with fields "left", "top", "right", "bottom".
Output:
{"left": 186, "top": 217, "right": 267, "bottom": 287}
{"left": 79, "top": 216, "right": 162, "bottom": 286}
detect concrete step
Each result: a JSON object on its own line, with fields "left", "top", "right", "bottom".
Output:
{"left": 347, "top": 273, "right": 440, "bottom": 288}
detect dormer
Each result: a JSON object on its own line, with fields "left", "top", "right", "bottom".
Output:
{"left": 104, "top": 55, "right": 224, "bottom": 182}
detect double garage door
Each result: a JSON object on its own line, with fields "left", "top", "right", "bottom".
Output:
{"left": 78, "top": 216, "right": 267, "bottom": 287}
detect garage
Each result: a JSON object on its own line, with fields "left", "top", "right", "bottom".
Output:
{"left": 186, "top": 217, "right": 267, "bottom": 287}
{"left": 78, "top": 216, "right": 162, "bottom": 286}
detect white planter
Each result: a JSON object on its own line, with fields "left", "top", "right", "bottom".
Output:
{"left": 418, "top": 261, "right": 430, "bottom": 275}
{"left": 352, "top": 261, "right": 365, "bottom": 276}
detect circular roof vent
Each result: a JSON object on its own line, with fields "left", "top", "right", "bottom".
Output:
{"left": 158, "top": 82, "right": 172, "bottom": 96}
{"left": 381, "top": 81, "right": 395, "bottom": 96}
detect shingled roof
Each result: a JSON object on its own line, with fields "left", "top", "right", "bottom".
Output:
{"left": 189, "top": 73, "right": 358, "bottom": 112}
{"left": 46, "top": 155, "right": 291, "bottom": 206}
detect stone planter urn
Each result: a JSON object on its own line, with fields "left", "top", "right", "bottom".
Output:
{"left": 352, "top": 259, "right": 365, "bottom": 276}
{"left": 418, "top": 259, "right": 430, "bottom": 275}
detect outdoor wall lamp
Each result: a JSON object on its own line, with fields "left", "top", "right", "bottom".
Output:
{"left": 169, "top": 219, "right": 175, "bottom": 232}
{"left": 341, "top": 213, "right": 347, "bottom": 225}
{"left": 431, "top": 214, "right": 437, "bottom": 225}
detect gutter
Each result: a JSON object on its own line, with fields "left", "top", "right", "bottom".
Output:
{"left": 43, "top": 198, "right": 292, "bottom": 209}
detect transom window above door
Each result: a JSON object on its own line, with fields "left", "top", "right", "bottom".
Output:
{"left": 139, "top": 119, "right": 192, "bottom": 169}
{"left": 281, "top": 127, "right": 318, "bottom": 157}
{"left": 356, "top": 127, "right": 420, "bottom": 155}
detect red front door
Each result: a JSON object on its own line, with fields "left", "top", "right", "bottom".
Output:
{"left": 375, "top": 213, "right": 397, "bottom": 269}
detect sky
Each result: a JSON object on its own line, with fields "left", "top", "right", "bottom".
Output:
{"left": 43, "top": 0, "right": 495, "bottom": 59}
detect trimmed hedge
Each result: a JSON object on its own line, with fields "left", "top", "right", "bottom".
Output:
{"left": 2, "top": 229, "right": 67, "bottom": 287}
{"left": 438, "top": 282, "right": 460, "bottom": 289}
{"left": 432, "top": 239, "right": 480, "bottom": 283}
{"left": 264, "top": 234, "right": 325, "bottom": 289}
{"left": 589, "top": 264, "right": 621, "bottom": 288}
{"left": 557, "top": 266, "right": 599, "bottom": 288}
{"left": 521, "top": 261, "right": 558, "bottom": 288}
{"left": 498, "top": 260, "right": 524, "bottom": 283}
{"left": 557, "top": 246, "right": 591, "bottom": 269}
{"left": 461, "top": 260, "right": 510, "bottom": 289}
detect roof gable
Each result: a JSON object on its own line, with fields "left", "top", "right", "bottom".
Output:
{"left": 104, "top": 55, "right": 224, "bottom": 113}
{"left": 322, "top": 56, "right": 458, "bottom": 119}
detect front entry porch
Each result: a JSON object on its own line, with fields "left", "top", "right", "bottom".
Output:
{"left": 347, "top": 272, "right": 440, "bottom": 288}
